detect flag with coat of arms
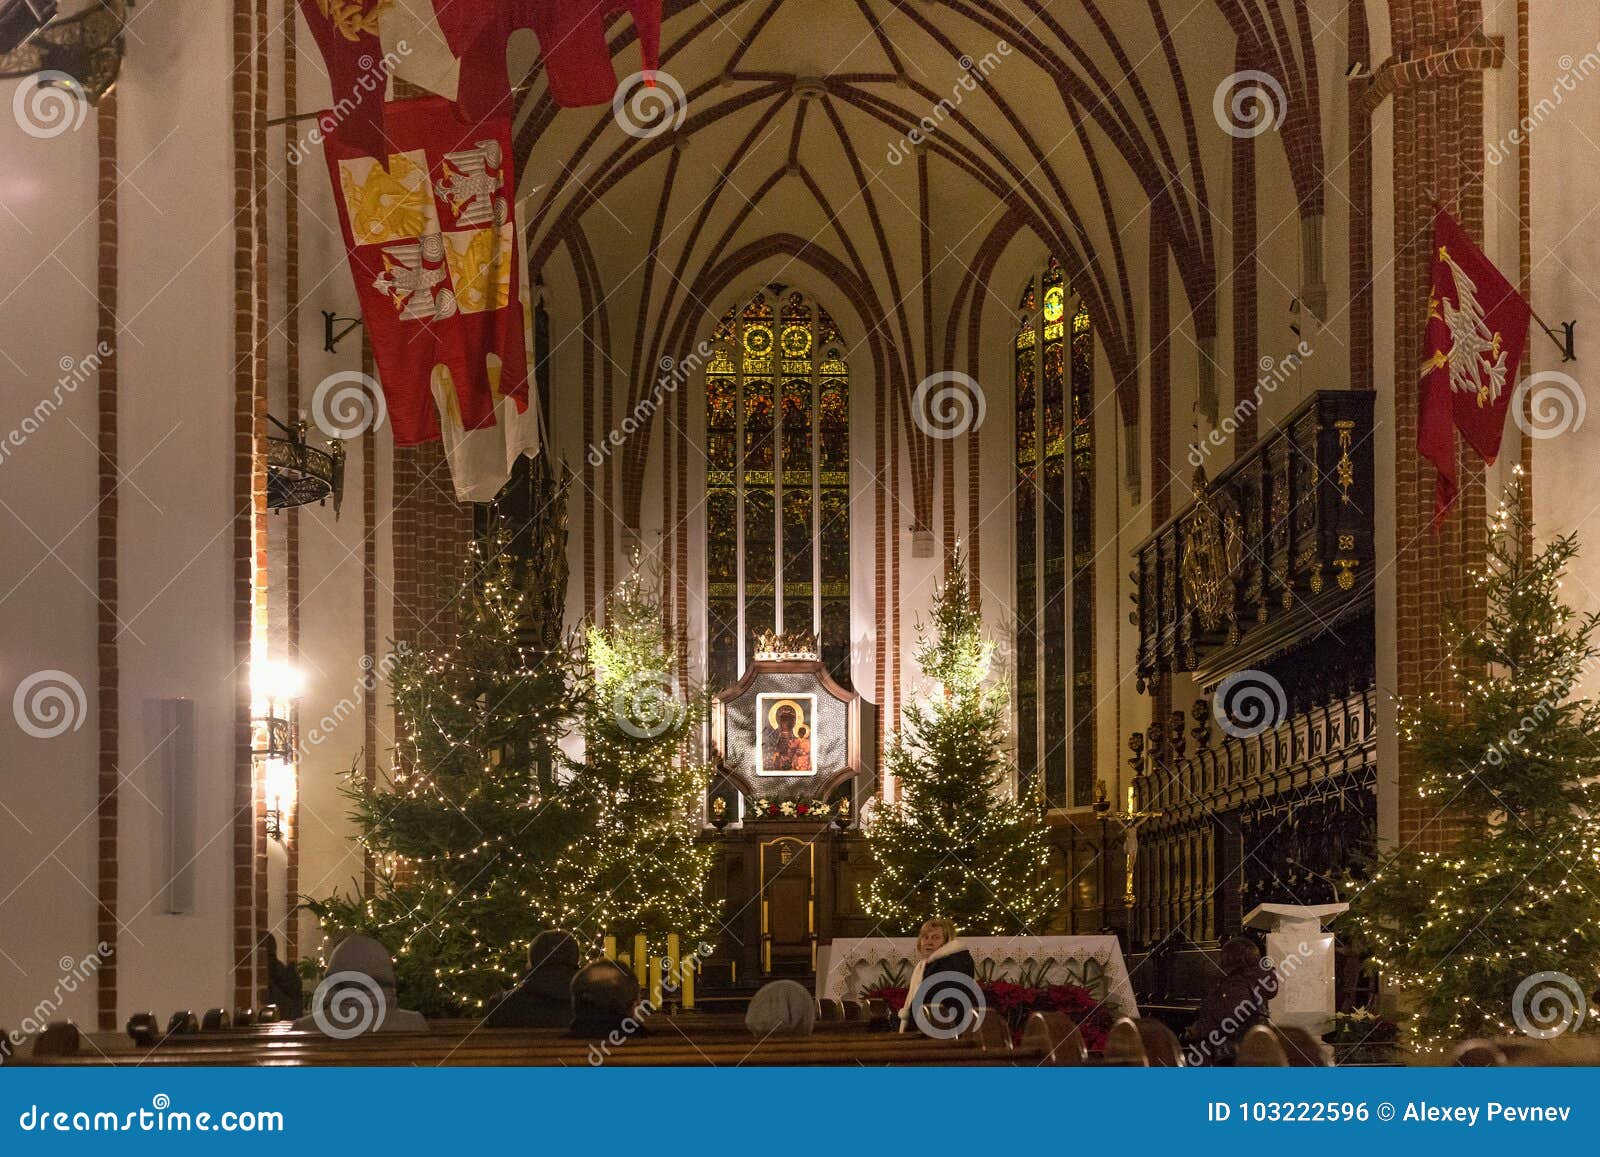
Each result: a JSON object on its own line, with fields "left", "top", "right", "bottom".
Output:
{"left": 322, "top": 95, "right": 538, "bottom": 500}
{"left": 1418, "top": 208, "right": 1532, "bottom": 526}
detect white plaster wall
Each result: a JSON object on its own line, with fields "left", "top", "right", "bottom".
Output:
{"left": 1527, "top": 3, "right": 1600, "bottom": 701}
{"left": 0, "top": 0, "right": 244, "bottom": 1028}
{"left": 0, "top": 41, "right": 102, "bottom": 1032}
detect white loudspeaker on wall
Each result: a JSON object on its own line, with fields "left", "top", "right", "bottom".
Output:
{"left": 154, "top": 698, "right": 197, "bottom": 915}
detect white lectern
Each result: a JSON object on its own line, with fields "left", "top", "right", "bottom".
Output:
{"left": 1242, "top": 902, "right": 1347, "bottom": 1035}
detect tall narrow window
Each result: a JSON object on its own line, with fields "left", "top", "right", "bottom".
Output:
{"left": 705, "top": 289, "right": 851, "bottom": 688}
{"left": 1013, "top": 259, "right": 1096, "bottom": 808}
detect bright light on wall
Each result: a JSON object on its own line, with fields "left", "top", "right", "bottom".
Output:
{"left": 252, "top": 659, "right": 304, "bottom": 707}
{"left": 251, "top": 661, "right": 303, "bottom": 842}
{"left": 263, "top": 757, "right": 296, "bottom": 843}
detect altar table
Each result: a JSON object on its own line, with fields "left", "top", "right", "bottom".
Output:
{"left": 815, "top": 935, "right": 1138, "bottom": 1014}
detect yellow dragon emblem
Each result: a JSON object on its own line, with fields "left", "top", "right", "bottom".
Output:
{"left": 340, "top": 152, "right": 432, "bottom": 243}
{"left": 315, "top": 0, "right": 391, "bottom": 41}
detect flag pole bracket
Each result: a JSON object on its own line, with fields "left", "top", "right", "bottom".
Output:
{"left": 322, "top": 310, "right": 364, "bottom": 354}
{"left": 1534, "top": 315, "right": 1577, "bottom": 363}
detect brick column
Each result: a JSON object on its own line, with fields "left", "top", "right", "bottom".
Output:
{"left": 95, "top": 88, "right": 120, "bottom": 1031}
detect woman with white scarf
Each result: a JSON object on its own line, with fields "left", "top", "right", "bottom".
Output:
{"left": 898, "top": 918, "right": 978, "bottom": 1035}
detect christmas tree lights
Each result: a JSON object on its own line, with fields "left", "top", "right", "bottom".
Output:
{"left": 862, "top": 551, "right": 1059, "bottom": 934}
{"left": 1343, "top": 471, "right": 1600, "bottom": 1049}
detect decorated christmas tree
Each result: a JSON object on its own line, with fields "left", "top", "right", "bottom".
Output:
{"left": 306, "top": 464, "right": 585, "bottom": 1015}
{"left": 863, "top": 551, "right": 1059, "bottom": 934}
{"left": 555, "top": 560, "right": 718, "bottom": 946}
{"left": 1344, "top": 471, "right": 1600, "bottom": 1048}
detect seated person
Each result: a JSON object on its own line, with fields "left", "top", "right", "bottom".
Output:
{"left": 485, "top": 930, "right": 581, "bottom": 1029}
{"left": 262, "top": 932, "right": 304, "bottom": 1020}
{"left": 745, "top": 979, "right": 816, "bottom": 1039}
{"left": 293, "top": 934, "right": 428, "bottom": 1035}
{"left": 1183, "top": 935, "right": 1279, "bottom": 1065}
{"left": 898, "top": 917, "right": 977, "bottom": 1035}
{"left": 566, "top": 960, "right": 645, "bottom": 1040}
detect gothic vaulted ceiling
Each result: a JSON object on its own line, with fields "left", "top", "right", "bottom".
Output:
{"left": 386, "top": 0, "right": 1330, "bottom": 522}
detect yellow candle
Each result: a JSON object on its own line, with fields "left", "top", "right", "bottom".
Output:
{"left": 632, "top": 934, "right": 648, "bottom": 985}
{"left": 603, "top": 935, "right": 616, "bottom": 960}
{"left": 649, "top": 953, "right": 663, "bottom": 1010}
{"left": 682, "top": 949, "right": 696, "bottom": 1009}
{"left": 665, "top": 934, "right": 681, "bottom": 992}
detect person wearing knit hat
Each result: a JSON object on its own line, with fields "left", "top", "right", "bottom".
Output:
{"left": 745, "top": 980, "right": 817, "bottom": 1039}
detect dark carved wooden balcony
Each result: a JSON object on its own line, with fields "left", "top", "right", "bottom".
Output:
{"left": 1133, "top": 390, "right": 1376, "bottom": 689}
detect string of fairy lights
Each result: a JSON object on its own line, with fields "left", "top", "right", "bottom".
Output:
{"left": 311, "top": 539, "right": 715, "bottom": 1012}
{"left": 1344, "top": 470, "right": 1600, "bottom": 1049}
{"left": 863, "top": 555, "right": 1058, "bottom": 934}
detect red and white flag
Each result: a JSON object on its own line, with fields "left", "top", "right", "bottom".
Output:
{"left": 1418, "top": 209, "right": 1531, "bottom": 525}
{"left": 322, "top": 96, "right": 533, "bottom": 495}
{"left": 433, "top": 0, "right": 663, "bottom": 120}
{"left": 297, "top": 0, "right": 392, "bottom": 157}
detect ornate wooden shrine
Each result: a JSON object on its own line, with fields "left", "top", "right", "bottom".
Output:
{"left": 699, "top": 631, "right": 877, "bottom": 987}
{"left": 1127, "top": 390, "right": 1378, "bottom": 973}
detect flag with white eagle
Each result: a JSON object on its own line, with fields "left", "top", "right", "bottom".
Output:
{"left": 1418, "top": 209, "right": 1531, "bottom": 526}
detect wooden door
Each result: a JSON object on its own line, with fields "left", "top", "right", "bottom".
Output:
{"left": 760, "top": 837, "right": 815, "bottom": 976}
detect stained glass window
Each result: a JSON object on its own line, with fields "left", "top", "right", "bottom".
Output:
{"left": 705, "top": 290, "right": 852, "bottom": 688}
{"left": 1014, "top": 262, "right": 1096, "bottom": 809}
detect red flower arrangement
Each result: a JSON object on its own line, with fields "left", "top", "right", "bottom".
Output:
{"left": 863, "top": 980, "right": 1111, "bottom": 1052}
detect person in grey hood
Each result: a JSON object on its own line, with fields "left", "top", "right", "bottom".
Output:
{"left": 485, "top": 930, "right": 581, "bottom": 1028}
{"left": 293, "top": 935, "right": 429, "bottom": 1035}
{"left": 745, "top": 979, "right": 816, "bottom": 1038}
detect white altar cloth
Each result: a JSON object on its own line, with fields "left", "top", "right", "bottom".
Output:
{"left": 816, "top": 935, "right": 1137, "bottom": 1014}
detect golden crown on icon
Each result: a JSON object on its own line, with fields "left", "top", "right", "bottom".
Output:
{"left": 753, "top": 629, "right": 820, "bottom": 661}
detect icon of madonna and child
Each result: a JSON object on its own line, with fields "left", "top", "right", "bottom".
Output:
{"left": 756, "top": 693, "right": 816, "bottom": 774}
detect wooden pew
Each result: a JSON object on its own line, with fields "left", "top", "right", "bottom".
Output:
{"left": 1236, "top": 1023, "right": 1330, "bottom": 1066}
{"left": 1102, "top": 1016, "right": 1185, "bottom": 1067}
{"left": 1022, "top": 1012, "right": 1089, "bottom": 1065}
{"left": 18, "top": 1014, "right": 1083, "bottom": 1068}
{"left": 1449, "top": 1036, "right": 1600, "bottom": 1066}
{"left": 98, "top": 1008, "right": 881, "bottom": 1059}
{"left": 31, "top": 1023, "right": 80, "bottom": 1059}
{"left": 959, "top": 1007, "right": 1012, "bottom": 1051}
